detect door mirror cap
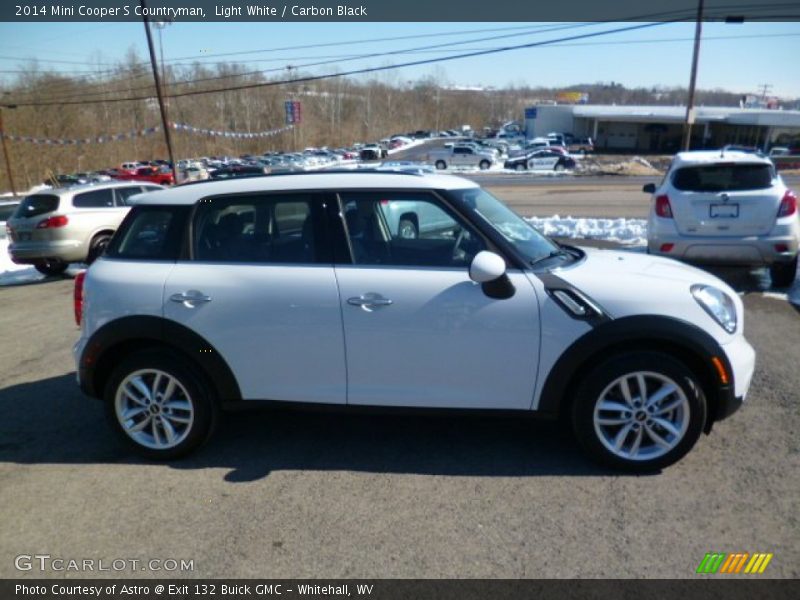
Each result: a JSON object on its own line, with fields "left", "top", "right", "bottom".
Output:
{"left": 469, "top": 251, "right": 507, "bottom": 283}
{"left": 642, "top": 183, "right": 656, "bottom": 194}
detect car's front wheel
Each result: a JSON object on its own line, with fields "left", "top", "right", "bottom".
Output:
{"left": 105, "top": 350, "right": 217, "bottom": 459}
{"left": 571, "top": 352, "right": 707, "bottom": 472}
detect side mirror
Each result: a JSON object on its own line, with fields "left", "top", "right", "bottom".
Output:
{"left": 642, "top": 183, "right": 656, "bottom": 194}
{"left": 469, "top": 251, "right": 515, "bottom": 300}
{"left": 469, "top": 251, "right": 506, "bottom": 283}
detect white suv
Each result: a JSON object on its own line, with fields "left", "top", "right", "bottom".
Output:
{"left": 74, "top": 172, "right": 755, "bottom": 472}
{"left": 645, "top": 151, "right": 799, "bottom": 287}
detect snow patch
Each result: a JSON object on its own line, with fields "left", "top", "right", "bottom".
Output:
{"left": 525, "top": 215, "right": 648, "bottom": 245}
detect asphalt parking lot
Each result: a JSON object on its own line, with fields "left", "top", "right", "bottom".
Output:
{"left": 0, "top": 183, "right": 798, "bottom": 579}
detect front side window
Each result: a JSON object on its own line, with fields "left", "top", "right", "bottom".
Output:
{"left": 73, "top": 188, "right": 115, "bottom": 208}
{"left": 193, "top": 194, "right": 322, "bottom": 264}
{"left": 114, "top": 187, "right": 145, "bottom": 206}
{"left": 339, "top": 192, "right": 485, "bottom": 268}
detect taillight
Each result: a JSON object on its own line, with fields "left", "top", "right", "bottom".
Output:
{"left": 777, "top": 190, "right": 797, "bottom": 218}
{"left": 37, "top": 215, "right": 69, "bottom": 229}
{"left": 74, "top": 271, "right": 86, "bottom": 326}
{"left": 655, "top": 195, "right": 673, "bottom": 218}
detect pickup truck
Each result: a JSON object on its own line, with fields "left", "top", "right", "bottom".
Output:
{"left": 427, "top": 145, "right": 495, "bottom": 170}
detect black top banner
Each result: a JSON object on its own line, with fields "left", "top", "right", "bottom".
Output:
{"left": 3, "top": 0, "right": 799, "bottom": 22}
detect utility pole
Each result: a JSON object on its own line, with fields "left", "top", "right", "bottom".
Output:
{"left": 140, "top": 0, "right": 177, "bottom": 183}
{"left": 0, "top": 106, "right": 17, "bottom": 197}
{"left": 682, "top": 0, "right": 704, "bottom": 152}
{"left": 758, "top": 83, "right": 772, "bottom": 100}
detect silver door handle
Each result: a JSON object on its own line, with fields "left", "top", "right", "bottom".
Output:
{"left": 347, "top": 294, "right": 393, "bottom": 308}
{"left": 170, "top": 291, "right": 212, "bottom": 306}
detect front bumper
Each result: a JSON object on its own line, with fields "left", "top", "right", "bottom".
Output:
{"left": 716, "top": 334, "right": 756, "bottom": 421}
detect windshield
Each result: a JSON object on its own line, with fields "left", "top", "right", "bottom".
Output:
{"left": 449, "top": 187, "right": 560, "bottom": 264}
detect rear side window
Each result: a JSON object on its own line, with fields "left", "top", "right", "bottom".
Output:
{"left": 13, "top": 194, "right": 59, "bottom": 218}
{"left": 672, "top": 164, "right": 774, "bottom": 192}
{"left": 193, "top": 194, "right": 324, "bottom": 264}
{"left": 106, "top": 206, "right": 188, "bottom": 260}
{"left": 73, "top": 188, "right": 115, "bottom": 208}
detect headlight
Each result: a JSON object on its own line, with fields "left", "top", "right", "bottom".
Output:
{"left": 691, "top": 285, "right": 737, "bottom": 333}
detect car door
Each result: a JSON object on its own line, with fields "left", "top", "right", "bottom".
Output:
{"left": 528, "top": 152, "right": 559, "bottom": 171}
{"left": 163, "top": 192, "right": 346, "bottom": 404}
{"left": 332, "top": 190, "right": 541, "bottom": 410}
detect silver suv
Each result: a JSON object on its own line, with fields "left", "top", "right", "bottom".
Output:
{"left": 6, "top": 181, "right": 164, "bottom": 275}
{"left": 645, "top": 151, "right": 799, "bottom": 287}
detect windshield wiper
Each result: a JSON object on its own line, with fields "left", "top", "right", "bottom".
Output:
{"left": 529, "top": 248, "right": 572, "bottom": 267}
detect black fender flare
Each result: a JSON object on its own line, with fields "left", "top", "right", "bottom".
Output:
{"left": 79, "top": 315, "right": 241, "bottom": 404}
{"left": 536, "top": 315, "right": 735, "bottom": 427}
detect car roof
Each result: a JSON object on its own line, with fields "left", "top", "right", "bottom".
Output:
{"left": 25, "top": 181, "right": 163, "bottom": 197}
{"left": 672, "top": 150, "right": 772, "bottom": 167}
{"left": 132, "top": 172, "right": 480, "bottom": 205}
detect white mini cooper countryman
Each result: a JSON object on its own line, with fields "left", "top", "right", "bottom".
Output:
{"left": 73, "top": 172, "right": 755, "bottom": 472}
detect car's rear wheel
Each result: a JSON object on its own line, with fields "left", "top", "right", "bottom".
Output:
{"left": 105, "top": 350, "right": 217, "bottom": 459}
{"left": 87, "top": 233, "right": 112, "bottom": 264}
{"left": 515, "top": 163, "right": 526, "bottom": 172}
{"left": 479, "top": 160, "right": 491, "bottom": 170}
{"left": 769, "top": 256, "right": 798, "bottom": 287}
{"left": 554, "top": 163, "right": 566, "bottom": 172}
{"left": 34, "top": 259, "right": 69, "bottom": 277}
{"left": 571, "top": 352, "right": 706, "bottom": 472}
{"left": 435, "top": 160, "right": 447, "bottom": 170}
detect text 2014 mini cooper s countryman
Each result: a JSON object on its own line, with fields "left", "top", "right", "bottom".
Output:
{"left": 73, "top": 172, "right": 755, "bottom": 471}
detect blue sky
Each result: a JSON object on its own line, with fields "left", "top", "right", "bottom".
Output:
{"left": 0, "top": 21, "right": 798, "bottom": 97}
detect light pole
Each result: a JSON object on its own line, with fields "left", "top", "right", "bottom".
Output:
{"left": 0, "top": 103, "right": 18, "bottom": 197}
{"left": 140, "top": 0, "right": 177, "bottom": 182}
{"left": 682, "top": 0, "right": 704, "bottom": 151}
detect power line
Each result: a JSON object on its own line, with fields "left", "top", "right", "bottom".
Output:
{"left": 6, "top": 20, "right": 679, "bottom": 107}
{"left": 6, "top": 22, "right": 602, "bottom": 102}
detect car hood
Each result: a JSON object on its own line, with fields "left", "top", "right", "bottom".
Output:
{"left": 551, "top": 246, "right": 743, "bottom": 344}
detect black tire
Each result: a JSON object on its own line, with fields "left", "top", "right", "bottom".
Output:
{"left": 435, "top": 160, "right": 447, "bottom": 170}
{"left": 104, "top": 350, "right": 218, "bottom": 460}
{"left": 571, "top": 351, "right": 707, "bottom": 473}
{"left": 479, "top": 160, "right": 491, "bottom": 170}
{"left": 554, "top": 163, "right": 566, "bottom": 172}
{"left": 769, "top": 256, "right": 798, "bottom": 287}
{"left": 398, "top": 217, "right": 418, "bottom": 240}
{"left": 514, "top": 163, "right": 526, "bottom": 172}
{"left": 87, "top": 233, "right": 112, "bottom": 264}
{"left": 34, "top": 259, "right": 69, "bottom": 277}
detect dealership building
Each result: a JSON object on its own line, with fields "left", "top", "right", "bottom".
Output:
{"left": 524, "top": 104, "right": 800, "bottom": 152}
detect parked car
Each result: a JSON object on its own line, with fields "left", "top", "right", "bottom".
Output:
{"left": 428, "top": 145, "right": 495, "bottom": 170}
{"left": 74, "top": 171, "right": 754, "bottom": 472}
{"left": 115, "top": 166, "right": 174, "bottom": 186}
{"left": 359, "top": 145, "right": 388, "bottom": 161}
{"left": 0, "top": 199, "right": 20, "bottom": 239}
{"left": 644, "top": 151, "right": 799, "bottom": 286}
{"left": 208, "top": 165, "right": 268, "bottom": 180}
{"left": 504, "top": 150, "right": 576, "bottom": 172}
{"left": 568, "top": 137, "right": 595, "bottom": 155}
{"left": 5, "top": 181, "right": 164, "bottom": 275}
